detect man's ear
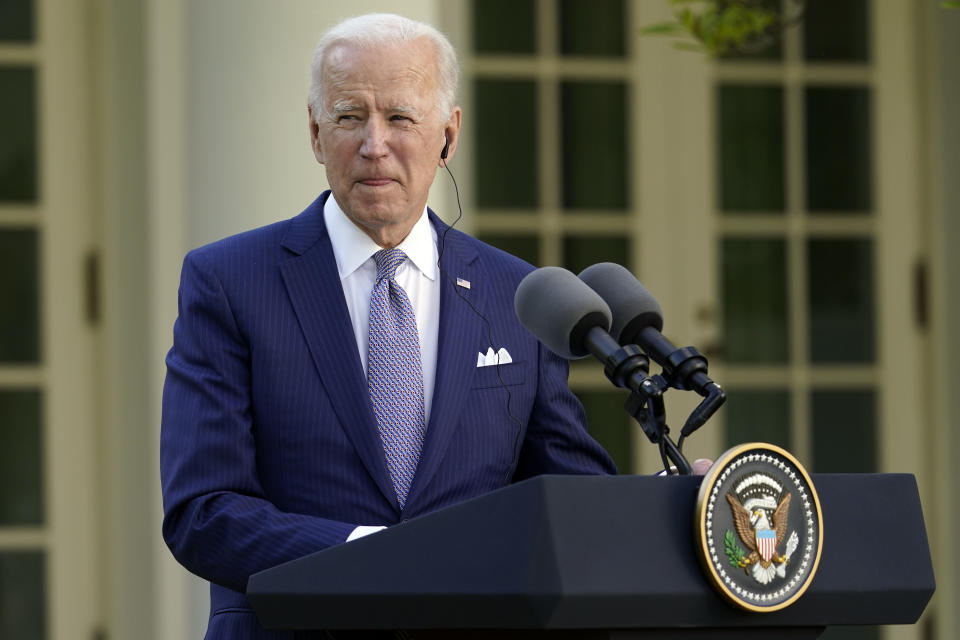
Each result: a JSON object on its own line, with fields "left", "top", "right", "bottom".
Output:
{"left": 437, "top": 107, "right": 462, "bottom": 167}
{"left": 308, "top": 105, "right": 325, "bottom": 165}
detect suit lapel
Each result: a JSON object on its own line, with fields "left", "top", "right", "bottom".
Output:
{"left": 278, "top": 194, "right": 397, "bottom": 509}
{"left": 406, "top": 214, "right": 486, "bottom": 505}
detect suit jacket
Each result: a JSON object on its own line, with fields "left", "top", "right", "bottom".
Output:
{"left": 160, "top": 191, "right": 616, "bottom": 639}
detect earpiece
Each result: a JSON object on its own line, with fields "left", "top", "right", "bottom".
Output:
{"left": 440, "top": 137, "right": 450, "bottom": 160}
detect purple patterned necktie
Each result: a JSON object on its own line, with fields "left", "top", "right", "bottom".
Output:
{"left": 367, "top": 248, "right": 426, "bottom": 508}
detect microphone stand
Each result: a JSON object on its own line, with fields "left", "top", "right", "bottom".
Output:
{"left": 582, "top": 328, "right": 692, "bottom": 475}
{"left": 622, "top": 374, "right": 691, "bottom": 475}
{"left": 636, "top": 327, "right": 727, "bottom": 447}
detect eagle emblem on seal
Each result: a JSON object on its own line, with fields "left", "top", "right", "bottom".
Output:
{"left": 724, "top": 472, "right": 800, "bottom": 585}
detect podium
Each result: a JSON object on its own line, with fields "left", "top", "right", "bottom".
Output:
{"left": 247, "top": 474, "right": 934, "bottom": 638}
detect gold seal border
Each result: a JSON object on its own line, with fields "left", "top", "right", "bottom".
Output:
{"left": 694, "top": 442, "right": 824, "bottom": 613}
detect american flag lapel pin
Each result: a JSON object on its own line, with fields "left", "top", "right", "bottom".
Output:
{"left": 456, "top": 277, "right": 471, "bottom": 289}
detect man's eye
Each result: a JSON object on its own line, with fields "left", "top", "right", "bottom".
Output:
{"left": 390, "top": 115, "right": 412, "bottom": 122}
{"left": 337, "top": 115, "right": 359, "bottom": 122}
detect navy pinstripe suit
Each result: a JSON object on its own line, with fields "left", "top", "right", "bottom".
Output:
{"left": 160, "top": 191, "right": 616, "bottom": 638}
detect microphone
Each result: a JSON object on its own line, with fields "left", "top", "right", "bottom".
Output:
{"left": 514, "top": 266, "right": 659, "bottom": 396}
{"left": 514, "top": 266, "right": 613, "bottom": 360}
{"left": 578, "top": 263, "right": 708, "bottom": 391}
{"left": 515, "top": 266, "right": 690, "bottom": 474}
{"left": 578, "top": 263, "right": 725, "bottom": 438}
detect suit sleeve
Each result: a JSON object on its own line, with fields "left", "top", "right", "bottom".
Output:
{"left": 160, "top": 251, "right": 356, "bottom": 593}
{"left": 512, "top": 341, "right": 618, "bottom": 480}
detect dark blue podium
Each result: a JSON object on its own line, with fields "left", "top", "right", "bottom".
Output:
{"left": 247, "top": 474, "right": 934, "bottom": 639}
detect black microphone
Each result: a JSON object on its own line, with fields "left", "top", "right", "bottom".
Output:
{"left": 514, "top": 267, "right": 611, "bottom": 359}
{"left": 515, "top": 266, "right": 691, "bottom": 474}
{"left": 578, "top": 263, "right": 725, "bottom": 438}
{"left": 514, "top": 266, "right": 655, "bottom": 392}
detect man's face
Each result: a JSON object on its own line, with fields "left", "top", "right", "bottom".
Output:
{"left": 309, "top": 38, "right": 461, "bottom": 247}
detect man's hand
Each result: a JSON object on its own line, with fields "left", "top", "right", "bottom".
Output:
{"left": 692, "top": 458, "right": 714, "bottom": 475}
{"left": 658, "top": 458, "right": 714, "bottom": 476}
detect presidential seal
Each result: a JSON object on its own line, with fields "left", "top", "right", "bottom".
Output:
{"left": 695, "top": 443, "right": 823, "bottom": 612}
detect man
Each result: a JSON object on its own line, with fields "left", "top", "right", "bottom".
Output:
{"left": 161, "top": 13, "right": 616, "bottom": 639}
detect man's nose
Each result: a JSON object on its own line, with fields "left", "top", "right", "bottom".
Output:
{"left": 359, "top": 119, "right": 389, "bottom": 158}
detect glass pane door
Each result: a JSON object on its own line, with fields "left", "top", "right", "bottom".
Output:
{"left": 0, "top": 0, "right": 100, "bottom": 636}
{"left": 0, "top": 5, "right": 47, "bottom": 635}
{"left": 468, "top": 0, "right": 636, "bottom": 466}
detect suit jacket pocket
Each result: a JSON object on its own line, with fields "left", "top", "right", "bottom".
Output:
{"left": 471, "top": 362, "right": 526, "bottom": 389}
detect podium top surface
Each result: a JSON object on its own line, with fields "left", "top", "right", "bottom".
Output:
{"left": 248, "top": 473, "right": 934, "bottom": 631}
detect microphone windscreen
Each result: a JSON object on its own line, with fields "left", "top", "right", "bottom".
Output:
{"left": 514, "top": 267, "right": 612, "bottom": 360}
{"left": 578, "top": 262, "right": 663, "bottom": 345}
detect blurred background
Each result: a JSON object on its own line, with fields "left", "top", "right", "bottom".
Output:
{"left": 0, "top": 0, "right": 956, "bottom": 638}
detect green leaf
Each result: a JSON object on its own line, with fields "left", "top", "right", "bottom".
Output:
{"left": 942, "top": 1, "right": 960, "bottom": 7}
{"left": 724, "top": 530, "right": 746, "bottom": 568}
{"left": 641, "top": 0, "right": 782, "bottom": 59}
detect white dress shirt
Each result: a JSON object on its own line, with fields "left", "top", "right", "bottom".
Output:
{"left": 323, "top": 194, "right": 441, "bottom": 429}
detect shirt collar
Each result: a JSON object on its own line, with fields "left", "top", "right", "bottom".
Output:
{"left": 324, "top": 194, "right": 438, "bottom": 281}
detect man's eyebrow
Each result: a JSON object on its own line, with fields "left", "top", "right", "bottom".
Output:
{"left": 329, "top": 103, "right": 421, "bottom": 117}
{"left": 332, "top": 102, "right": 362, "bottom": 114}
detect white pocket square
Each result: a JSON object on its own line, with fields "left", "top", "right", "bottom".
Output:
{"left": 476, "top": 347, "right": 513, "bottom": 367}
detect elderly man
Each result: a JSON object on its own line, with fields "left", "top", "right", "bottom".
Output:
{"left": 161, "top": 13, "right": 616, "bottom": 639}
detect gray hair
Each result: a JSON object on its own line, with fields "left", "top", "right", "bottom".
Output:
{"left": 308, "top": 13, "right": 459, "bottom": 118}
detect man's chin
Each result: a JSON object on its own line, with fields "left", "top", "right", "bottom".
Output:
{"left": 348, "top": 185, "right": 404, "bottom": 210}
{"left": 348, "top": 201, "right": 403, "bottom": 225}
{"left": 340, "top": 199, "right": 420, "bottom": 238}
